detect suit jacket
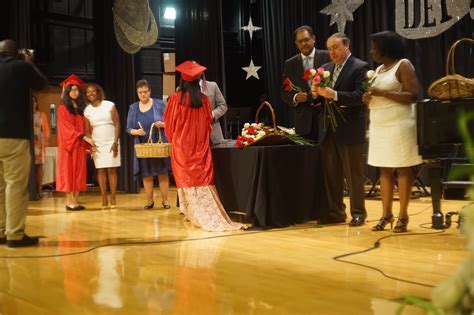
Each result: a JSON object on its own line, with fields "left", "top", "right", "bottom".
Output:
{"left": 201, "top": 80, "right": 227, "bottom": 144}
{"left": 318, "top": 55, "right": 369, "bottom": 145}
{"left": 281, "top": 49, "right": 331, "bottom": 135}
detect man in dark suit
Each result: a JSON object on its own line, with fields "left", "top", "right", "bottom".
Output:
{"left": 313, "top": 33, "right": 369, "bottom": 226}
{"left": 281, "top": 25, "right": 330, "bottom": 141}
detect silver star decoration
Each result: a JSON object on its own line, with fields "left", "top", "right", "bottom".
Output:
{"left": 242, "top": 59, "right": 262, "bottom": 80}
{"left": 320, "top": 0, "right": 365, "bottom": 33}
{"left": 241, "top": 17, "right": 262, "bottom": 41}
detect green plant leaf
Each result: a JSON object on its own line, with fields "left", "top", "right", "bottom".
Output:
{"left": 396, "top": 296, "right": 445, "bottom": 315}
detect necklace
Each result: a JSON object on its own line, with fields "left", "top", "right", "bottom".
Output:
{"left": 139, "top": 99, "right": 152, "bottom": 112}
{"left": 379, "top": 60, "right": 400, "bottom": 73}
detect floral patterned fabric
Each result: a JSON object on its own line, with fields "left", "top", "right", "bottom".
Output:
{"left": 33, "top": 111, "right": 50, "bottom": 164}
{"left": 178, "top": 186, "right": 246, "bottom": 232}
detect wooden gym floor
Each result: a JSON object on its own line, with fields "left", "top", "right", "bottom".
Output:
{"left": 0, "top": 188, "right": 469, "bottom": 315}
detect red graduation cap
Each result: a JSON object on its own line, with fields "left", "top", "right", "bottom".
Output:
{"left": 175, "top": 61, "right": 207, "bottom": 82}
{"left": 59, "top": 74, "right": 85, "bottom": 89}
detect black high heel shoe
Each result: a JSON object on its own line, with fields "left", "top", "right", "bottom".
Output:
{"left": 162, "top": 202, "right": 171, "bottom": 209}
{"left": 371, "top": 215, "right": 394, "bottom": 231}
{"left": 143, "top": 201, "right": 154, "bottom": 210}
{"left": 393, "top": 217, "right": 409, "bottom": 233}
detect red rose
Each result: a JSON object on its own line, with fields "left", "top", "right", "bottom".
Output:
{"left": 313, "top": 75, "right": 321, "bottom": 85}
{"left": 303, "top": 69, "right": 312, "bottom": 81}
{"left": 283, "top": 77, "right": 293, "bottom": 92}
{"left": 236, "top": 140, "right": 244, "bottom": 148}
{"left": 317, "top": 67, "right": 324, "bottom": 75}
{"left": 247, "top": 138, "right": 255, "bottom": 144}
{"left": 247, "top": 126, "right": 256, "bottom": 135}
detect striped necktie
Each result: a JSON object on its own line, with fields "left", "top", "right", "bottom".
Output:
{"left": 331, "top": 64, "right": 343, "bottom": 87}
{"left": 303, "top": 57, "right": 312, "bottom": 70}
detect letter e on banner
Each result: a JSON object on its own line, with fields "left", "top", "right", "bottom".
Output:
{"left": 395, "top": 0, "right": 472, "bottom": 39}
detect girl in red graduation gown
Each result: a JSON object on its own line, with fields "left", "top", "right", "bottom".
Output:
{"left": 164, "top": 61, "right": 245, "bottom": 231}
{"left": 56, "top": 74, "right": 95, "bottom": 210}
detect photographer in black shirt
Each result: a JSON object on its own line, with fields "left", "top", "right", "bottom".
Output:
{"left": 0, "top": 39, "right": 47, "bottom": 247}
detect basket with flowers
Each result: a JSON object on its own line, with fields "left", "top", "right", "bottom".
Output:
{"left": 235, "top": 101, "right": 314, "bottom": 148}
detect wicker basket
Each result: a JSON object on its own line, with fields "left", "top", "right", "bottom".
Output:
{"left": 428, "top": 38, "right": 474, "bottom": 100}
{"left": 134, "top": 125, "right": 171, "bottom": 158}
{"left": 247, "top": 101, "right": 293, "bottom": 147}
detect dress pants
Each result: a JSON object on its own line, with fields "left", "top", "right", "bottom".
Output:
{"left": 320, "top": 131, "right": 367, "bottom": 221}
{"left": 0, "top": 139, "right": 31, "bottom": 240}
{"left": 301, "top": 109, "right": 320, "bottom": 142}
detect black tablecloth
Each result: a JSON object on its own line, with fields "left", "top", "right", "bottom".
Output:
{"left": 211, "top": 145, "right": 328, "bottom": 228}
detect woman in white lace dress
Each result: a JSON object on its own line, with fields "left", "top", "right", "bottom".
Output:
{"left": 363, "top": 31, "right": 423, "bottom": 233}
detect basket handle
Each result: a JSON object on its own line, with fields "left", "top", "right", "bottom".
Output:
{"left": 446, "top": 38, "right": 474, "bottom": 75}
{"left": 146, "top": 124, "right": 164, "bottom": 144}
{"left": 255, "top": 101, "right": 276, "bottom": 129}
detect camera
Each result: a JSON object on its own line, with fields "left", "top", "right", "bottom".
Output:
{"left": 17, "top": 49, "right": 34, "bottom": 60}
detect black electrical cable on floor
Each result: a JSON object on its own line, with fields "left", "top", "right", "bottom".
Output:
{"left": 0, "top": 225, "right": 317, "bottom": 259}
{"left": 332, "top": 230, "right": 446, "bottom": 288}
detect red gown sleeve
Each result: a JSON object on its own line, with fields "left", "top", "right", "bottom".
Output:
{"left": 58, "top": 105, "right": 82, "bottom": 152}
{"left": 164, "top": 93, "right": 179, "bottom": 143}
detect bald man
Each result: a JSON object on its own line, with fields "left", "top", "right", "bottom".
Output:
{"left": 0, "top": 39, "right": 48, "bottom": 247}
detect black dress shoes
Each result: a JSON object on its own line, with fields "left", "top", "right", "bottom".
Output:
{"left": 66, "top": 205, "right": 85, "bottom": 211}
{"left": 6, "top": 234, "right": 39, "bottom": 248}
{"left": 143, "top": 202, "right": 154, "bottom": 210}
{"left": 349, "top": 216, "right": 366, "bottom": 227}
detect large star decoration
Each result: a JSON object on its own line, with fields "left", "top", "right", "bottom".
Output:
{"left": 320, "top": 0, "right": 365, "bottom": 33}
{"left": 242, "top": 59, "right": 262, "bottom": 80}
{"left": 241, "top": 17, "right": 262, "bottom": 41}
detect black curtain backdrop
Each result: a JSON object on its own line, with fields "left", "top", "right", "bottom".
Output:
{"left": 174, "top": 0, "right": 226, "bottom": 93}
{"left": 93, "top": 0, "right": 139, "bottom": 193}
{"left": 260, "top": 0, "right": 473, "bottom": 127}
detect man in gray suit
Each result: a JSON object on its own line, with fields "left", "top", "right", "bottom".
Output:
{"left": 200, "top": 79, "right": 228, "bottom": 145}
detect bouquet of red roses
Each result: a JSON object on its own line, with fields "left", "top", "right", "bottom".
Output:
{"left": 236, "top": 123, "right": 271, "bottom": 148}
{"left": 304, "top": 67, "right": 331, "bottom": 86}
{"left": 308, "top": 67, "right": 346, "bottom": 132}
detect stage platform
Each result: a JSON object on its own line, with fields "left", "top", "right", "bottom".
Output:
{"left": 0, "top": 190, "right": 469, "bottom": 315}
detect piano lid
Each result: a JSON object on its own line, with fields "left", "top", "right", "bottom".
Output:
{"left": 417, "top": 98, "right": 474, "bottom": 159}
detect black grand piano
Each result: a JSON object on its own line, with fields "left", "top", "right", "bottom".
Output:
{"left": 417, "top": 98, "right": 474, "bottom": 228}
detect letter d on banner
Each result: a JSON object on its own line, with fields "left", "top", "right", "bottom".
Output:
{"left": 395, "top": 0, "right": 472, "bottom": 39}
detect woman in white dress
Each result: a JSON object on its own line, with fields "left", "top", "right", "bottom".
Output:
{"left": 84, "top": 83, "right": 121, "bottom": 209}
{"left": 362, "top": 31, "right": 423, "bottom": 233}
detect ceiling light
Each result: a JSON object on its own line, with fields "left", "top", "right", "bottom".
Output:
{"left": 163, "top": 7, "right": 176, "bottom": 20}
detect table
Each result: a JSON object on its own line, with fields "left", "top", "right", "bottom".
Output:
{"left": 211, "top": 145, "right": 328, "bottom": 228}
{"left": 42, "top": 147, "right": 57, "bottom": 185}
